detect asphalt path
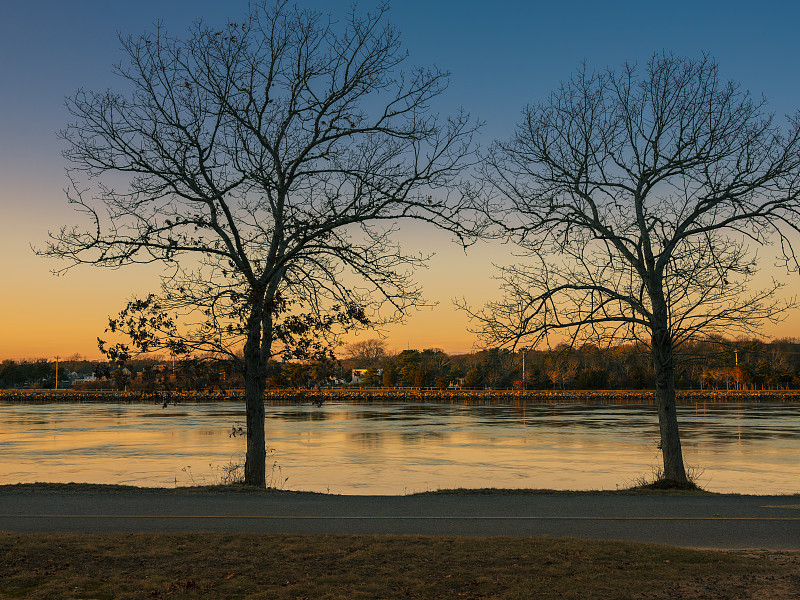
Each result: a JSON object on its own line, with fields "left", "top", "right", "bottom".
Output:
{"left": 1, "top": 490, "right": 799, "bottom": 550}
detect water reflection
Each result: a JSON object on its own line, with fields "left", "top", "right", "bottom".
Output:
{"left": 0, "top": 400, "right": 798, "bottom": 495}
{"left": 348, "top": 431, "right": 383, "bottom": 450}
{"left": 270, "top": 410, "right": 330, "bottom": 422}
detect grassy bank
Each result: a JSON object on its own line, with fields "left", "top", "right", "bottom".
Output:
{"left": 0, "top": 482, "right": 719, "bottom": 496}
{"left": 2, "top": 532, "right": 798, "bottom": 600}
{"left": 2, "top": 387, "right": 799, "bottom": 404}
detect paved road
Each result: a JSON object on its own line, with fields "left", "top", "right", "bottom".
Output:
{"left": 1, "top": 490, "right": 799, "bottom": 550}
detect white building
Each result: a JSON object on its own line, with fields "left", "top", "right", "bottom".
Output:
{"left": 351, "top": 368, "right": 384, "bottom": 384}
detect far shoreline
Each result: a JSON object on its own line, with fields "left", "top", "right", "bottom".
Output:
{"left": 2, "top": 387, "right": 799, "bottom": 404}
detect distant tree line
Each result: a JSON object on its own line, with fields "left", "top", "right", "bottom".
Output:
{"left": 0, "top": 359, "right": 67, "bottom": 389}
{"left": 338, "top": 338, "right": 800, "bottom": 391}
{"left": 3, "top": 337, "right": 799, "bottom": 391}
{"left": 0, "top": 354, "right": 243, "bottom": 391}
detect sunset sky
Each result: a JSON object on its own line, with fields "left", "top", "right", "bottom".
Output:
{"left": 2, "top": 0, "right": 800, "bottom": 361}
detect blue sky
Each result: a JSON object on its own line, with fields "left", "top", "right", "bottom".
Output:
{"left": 2, "top": 0, "right": 799, "bottom": 358}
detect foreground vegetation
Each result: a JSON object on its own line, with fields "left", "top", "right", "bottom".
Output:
{"left": 1, "top": 532, "right": 798, "bottom": 599}
{"left": 1, "top": 481, "right": 714, "bottom": 496}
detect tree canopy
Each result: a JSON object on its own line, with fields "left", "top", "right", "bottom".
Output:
{"left": 42, "top": 1, "right": 476, "bottom": 486}
{"left": 462, "top": 54, "right": 800, "bottom": 483}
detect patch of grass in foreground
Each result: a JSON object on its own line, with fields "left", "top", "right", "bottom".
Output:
{"left": 1, "top": 482, "right": 720, "bottom": 497}
{"left": 0, "top": 483, "right": 314, "bottom": 496}
{"left": 412, "top": 485, "right": 715, "bottom": 496}
{"left": 7, "top": 482, "right": 800, "bottom": 498}
{"left": 1, "top": 533, "right": 798, "bottom": 600}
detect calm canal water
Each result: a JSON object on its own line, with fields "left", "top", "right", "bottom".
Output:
{"left": 1, "top": 400, "right": 798, "bottom": 495}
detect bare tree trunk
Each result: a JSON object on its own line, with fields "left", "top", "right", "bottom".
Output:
{"left": 651, "top": 324, "right": 688, "bottom": 484}
{"left": 243, "top": 305, "right": 267, "bottom": 488}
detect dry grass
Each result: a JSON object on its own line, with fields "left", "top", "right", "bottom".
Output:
{"left": 1, "top": 532, "right": 798, "bottom": 599}
{"left": 414, "top": 485, "right": 715, "bottom": 496}
{"left": 2, "top": 481, "right": 718, "bottom": 497}
{"left": 0, "top": 482, "right": 306, "bottom": 495}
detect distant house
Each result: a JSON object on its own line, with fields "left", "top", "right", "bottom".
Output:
{"left": 70, "top": 371, "right": 96, "bottom": 384}
{"left": 351, "top": 368, "right": 384, "bottom": 384}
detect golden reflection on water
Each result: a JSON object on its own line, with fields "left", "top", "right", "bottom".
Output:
{"left": 1, "top": 401, "right": 798, "bottom": 494}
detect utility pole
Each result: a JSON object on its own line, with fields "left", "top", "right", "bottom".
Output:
{"left": 54, "top": 356, "right": 59, "bottom": 391}
{"left": 521, "top": 348, "right": 528, "bottom": 391}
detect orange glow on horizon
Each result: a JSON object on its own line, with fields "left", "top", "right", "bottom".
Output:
{"left": 3, "top": 204, "right": 800, "bottom": 361}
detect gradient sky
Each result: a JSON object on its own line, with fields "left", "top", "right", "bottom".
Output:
{"left": 2, "top": 0, "right": 800, "bottom": 360}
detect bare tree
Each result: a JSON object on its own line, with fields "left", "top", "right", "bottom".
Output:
{"left": 342, "top": 339, "right": 388, "bottom": 367}
{"left": 41, "top": 1, "right": 475, "bottom": 487}
{"left": 461, "top": 54, "right": 800, "bottom": 485}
